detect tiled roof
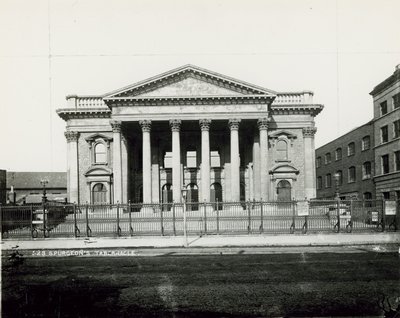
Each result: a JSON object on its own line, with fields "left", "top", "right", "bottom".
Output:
{"left": 6, "top": 172, "right": 67, "bottom": 189}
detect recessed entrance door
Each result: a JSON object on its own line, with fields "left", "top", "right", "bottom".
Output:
{"left": 186, "top": 183, "right": 199, "bottom": 211}
{"left": 276, "top": 180, "right": 291, "bottom": 201}
{"left": 92, "top": 183, "right": 107, "bottom": 204}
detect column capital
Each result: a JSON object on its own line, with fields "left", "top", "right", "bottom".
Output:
{"left": 228, "top": 118, "right": 241, "bottom": 131}
{"left": 170, "top": 119, "right": 182, "bottom": 132}
{"left": 302, "top": 126, "right": 317, "bottom": 137}
{"left": 139, "top": 120, "right": 152, "bottom": 132}
{"left": 110, "top": 120, "right": 122, "bottom": 133}
{"left": 64, "top": 131, "right": 79, "bottom": 142}
{"left": 199, "top": 119, "right": 211, "bottom": 131}
{"left": 257, "top": 117, "right": 269, "bottom": 131}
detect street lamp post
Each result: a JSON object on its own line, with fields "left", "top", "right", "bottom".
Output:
{"left": 40, "top": 179, "right": 48, "bottom": 204}
{"left": 181, "top": 187, "right": 188, "bottom": 248}
{"left": 40, "top": 179, "right": 49, "bottom": 236}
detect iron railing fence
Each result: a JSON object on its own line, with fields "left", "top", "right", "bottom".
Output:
{"left": 1, "top": 199, "right": 398, "bottom": 239}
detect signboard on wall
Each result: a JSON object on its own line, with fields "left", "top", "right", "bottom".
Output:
{"left": 297, "top": 201, "right": 309, "bottom": 216}
{"left": 385, "top": 201, "right": 397, "bottom": 216}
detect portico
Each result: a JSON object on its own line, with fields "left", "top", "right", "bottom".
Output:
{"left": 57, "top": 65, "right": 323, "bottom": 205}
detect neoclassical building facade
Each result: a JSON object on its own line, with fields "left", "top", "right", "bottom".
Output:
{"left": 58, "top": 65, "right": 323, "bottom": 204}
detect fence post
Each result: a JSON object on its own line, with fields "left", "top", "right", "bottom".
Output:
{"left": 85, "top": 202, "right": 91, "bottom": 237}
{"left": 260, "top": 200, "right": 264, "bottom": 234}
{"left": 335, "top": 198, "right": 340, "bottom": 233}
{"left": 172, "top": 201, "right": 176, "bottom": 236}
{"left": 290, "top": 201, "right": 296, "bottom": 234}
{"left": 216, "top": 198, "right": 220, "bottom": 235}
{"left": 203, "top": 200, "right": 207, "bottom": 235}
{"left": 160, "top": 204, "right": 164, "bottom": 236}
{"left": 30, "top": 204, "right": 34, "bottom": 238}
{"left": 381, "top": 199, "right": 386, "bottom": 232}
{"left": 73, "top": 203, "right": 79, "bottom": 238}
{"left": 128, "top": 201, "right": 133, "bottom": 236}
{"left": 247, "top": 201, "right": 251, "bottom": 234}
{"left": 42, "top": 197, "right": 48, "bottom": 238}
{"left": 116, "top": 202, "right": 121, "bottom": 237}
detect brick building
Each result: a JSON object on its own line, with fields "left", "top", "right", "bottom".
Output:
{"left": 57, "top": 65, "right": 323, "bottom": 205}
{"left": 316, "top": 64, "right": 400, "bottom": 201}
{"left": 0, "top": 169, "right": 6, "bottom": 205}
{"left": 316, "top": 121, "right": 375, "bottom": 199}
{"left": 370, "top": 65, "right": 400, "bottom": 200}
{"left": 6, "top": 171, "right": 67, "bottom": 204}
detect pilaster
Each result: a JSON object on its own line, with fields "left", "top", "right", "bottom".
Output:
{"left": 64, "top": 131, "right": 80, "bottom": 203}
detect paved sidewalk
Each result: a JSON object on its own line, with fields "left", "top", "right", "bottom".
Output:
{"left": 1, "top": 232, "right": 399, "bottom": 251}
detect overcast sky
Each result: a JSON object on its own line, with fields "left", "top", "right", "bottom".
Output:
{"left": 1, "top": 0, "right": 399, "bottom": 172}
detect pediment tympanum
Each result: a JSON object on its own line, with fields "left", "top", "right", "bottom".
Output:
{"left": 270, "top": 163, "right": 299, "bottom": 175}
{"left": 104, "top": 65, "right": 276, "bottom": 100}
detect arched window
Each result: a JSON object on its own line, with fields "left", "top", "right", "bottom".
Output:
{"left": 94, "top": 143, "right": 107, "bottom": 163}
{"left": 347, "top": 142, "right": 355, "bottom": 156}
{"left": 335, "top": 170, "right": 343, "bottom": 186}
{"left": 186, "top": 183, "right": 199, "bottom": 211}
{"left": 211, "top": 183, "right": 223, "bottom": 210}
{"left": 362, "top": 162, "right": 371, "bottom": 179}
{"left": 335, "top": 148, "right": 342, "bottom": 161}
{"left": 276, "top": 140, "right": 288, "bottom": 161}
{"left": 348, "top": 166, "right": 356, "bottom": 183}
{"left": 92, "top": 183, "right": 107, "bottom": 204}
{"left": 276, "top": 180, "right": 291, "bottom": 201}
{"left": 161, "top": 183, "right": 173, "bottom": 211}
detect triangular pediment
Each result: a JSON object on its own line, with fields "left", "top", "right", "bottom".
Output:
{"left": 104, "top": 65, "right": 276, "bottom": 100}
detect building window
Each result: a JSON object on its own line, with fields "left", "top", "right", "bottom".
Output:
{"left": 381, "top": 154, "right": 389, "bottom": 174}
{"left": 363, "top": 192, "right": 372, "bottom": 200}
{"left": 210, "top": 150, "right": 221, "bottom": 168}
{"left": 335, "top": 148, "right": 342, "bottom": 161}
{"left": 94, "top": 143, "right": 107, "bottom": 163}
{"left": 395, "top": 151, "right": 400, "bottom": 171}
{"left": 394, "top": 119, "right": 400, "bottom": 139}
{"left": 393, "top": 93, "right": 400, "bottom": 109}
{"left": 276, "top": 140, "right": 288, "bottom": 161}
{"left": 325, "top": 174, "right": 332, "bottom": 188}
{"left": 380, "top": 101, "right": 388, "bottom": 115}
{"left": 186, "top": 151, "right": 197, "bottom": 168}
{"left": 317, "top": 176, "right": 322, "bottom": 190}
{"left": 347, "top": 142, "right": 355, "bottom": 156}
{"left": 381, "top": 125, "right": 388, "bottom": 143}
{"left": 164, "top": 152, "right": 173, "bottom": 168}
{"left": 316, "top": 157, "right": 321, "bottom": 168}
{"left": 348, "top": 166, "right": 356, "bottom": 183}
{"left": 382, "top": 192, "right": 390, "bottom": 200}
{"left": 335, "top": 170, "right": 343, "bottom": 186}
{"left": 362, "top": 162, "right": 371, "bottom": 179}
{"left": 361, "top": 136, "right": 370, "bottom": 151}
{"left": 324, "top": 153, "right": 331, "bottom": 165}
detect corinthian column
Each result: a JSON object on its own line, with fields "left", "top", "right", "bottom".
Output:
{"left": 65, "top": 131, "right": 79, "bottom": 203}
{"left": 199, "top": 119, "right": 211, "bottom": 202}
{"left": 170, "top": 119, "right": 182, "bottom": 203}
{"left": 258, "top": 118, "right": 269, "bottom": 200}
{"left": 303, "top": 126, "right": 317, "bottom": 199}
{"left": 111, "top": 120, "right": 123, "bottom": 203}
{"left": 139, "top": 120, "right": 152, "bottom": 203}
{"left": 229, "top": 119, "right": 241, "bottom": 202}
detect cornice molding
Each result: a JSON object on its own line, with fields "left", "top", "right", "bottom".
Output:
{"left": 104, "top": 95, "right": 274, "bottom": 107}
{"left": 57, "top": 108, "right": 111, "bottom": 121}
{"left": 270, "top": 104, "right": 324, "bottom": 117}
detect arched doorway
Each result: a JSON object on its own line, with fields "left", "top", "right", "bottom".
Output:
{"left": 186, "top": 183, "right": 199, "bottom": 211}
{"left": 92, "top": 183, "right": 107, "bottom": 204}
{"left": 276, "top": 180, "right": 291, "bottom": 201}
{"left": 162, "top": 183, "right": 173, "bottom": 211}
{"left": 211, "top": 182, "right": 222, "bottom": 210}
